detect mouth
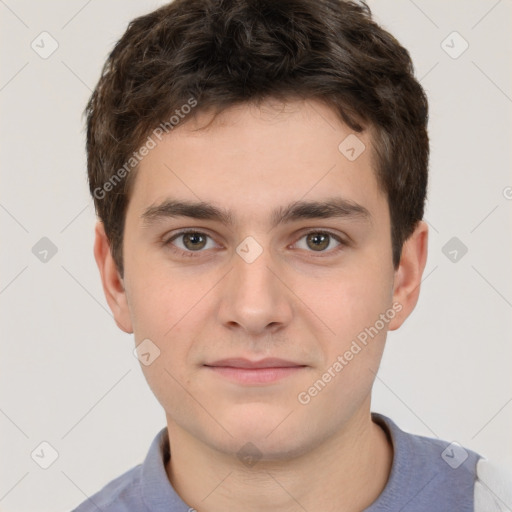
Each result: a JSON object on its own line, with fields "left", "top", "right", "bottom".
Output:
{"left": 203, "top": 358, "right": 308, "bottom": 385}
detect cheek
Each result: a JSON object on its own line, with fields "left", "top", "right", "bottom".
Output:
{"left": 312, "top": 262, "right": 393, "bottom": 340}
{"left": 318, "top": 261, "right": 394, "bottom": 397}
{"left": 297, "top": 271, "right": 391, "bottom": 417}
{"left": 127, "top": 274, "right": 197, "bottom": 414}
{"left": 125, "top": 264, "right": 206, "bottom": 369}
{"left": 124, "top": 243, "right": 196, "bottom": 337}
{"left": 127, "top": 277, "right": 171, "bottom": 340}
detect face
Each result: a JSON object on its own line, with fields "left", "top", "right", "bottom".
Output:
{"left": 96, "top": 98, "right": 427, "bottom": 460}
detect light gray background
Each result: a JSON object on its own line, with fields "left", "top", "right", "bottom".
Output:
{"left": 1, "top": 1, "right": 511, "bottom": 511}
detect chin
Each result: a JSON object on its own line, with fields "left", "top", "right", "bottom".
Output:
{"left": 208, "top": 431, "right": 311, "bottom": 463}
{"left": 205, "top": 407, "right": 316, "bottom": 461}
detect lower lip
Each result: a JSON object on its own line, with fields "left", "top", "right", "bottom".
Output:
{"left": 205, "top": 366, "right": 306, "bottom": 384}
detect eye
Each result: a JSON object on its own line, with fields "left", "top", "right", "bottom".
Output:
{"left": 165, "top": 230, "right": 218, "bottom": 257}
{"left": 293, "top": 230, "right": 345, "bottom": 254}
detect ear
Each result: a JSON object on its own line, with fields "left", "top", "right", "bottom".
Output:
{"left": 93, "top": 220, "right": 133, "bottom": 334}
{"left": 388, "top": 220, "right": 428, "bottom": 331}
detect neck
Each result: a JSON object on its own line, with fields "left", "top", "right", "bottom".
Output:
{"left": 164, "top": 405, "right": 393, "bottom": 512}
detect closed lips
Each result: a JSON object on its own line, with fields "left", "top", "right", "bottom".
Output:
{"left": 205, "top": 358, "right": 306, "bottom": 369}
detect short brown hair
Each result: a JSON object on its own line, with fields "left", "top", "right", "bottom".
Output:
{"left": 86, "top": 0, "right": 429, "bottom": 277}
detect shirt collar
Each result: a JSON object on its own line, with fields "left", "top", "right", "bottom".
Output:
{"left": 139, "top": 414, "right": 406, "bottom": 511}
{"left": 140, "top": 426, "right": 191, "bottom": 511}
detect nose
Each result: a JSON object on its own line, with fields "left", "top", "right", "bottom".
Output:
{"left": 217, "top": 241, "right": 294, "bottom": 337}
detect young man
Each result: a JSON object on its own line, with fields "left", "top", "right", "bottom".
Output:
{"left": 75, "top": 0, "right": 511, "bottom": 510}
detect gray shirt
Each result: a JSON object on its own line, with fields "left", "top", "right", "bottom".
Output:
{"left": 71, "top": 413, "right": 481, "bottom": 511}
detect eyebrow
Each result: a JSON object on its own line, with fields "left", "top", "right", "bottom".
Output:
{"left": 141, "top": 197, "right": 372, "bottom": 229}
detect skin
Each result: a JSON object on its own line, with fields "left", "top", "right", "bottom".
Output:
{"left": 94, "top": 98, "right": 428, "bottom": 512}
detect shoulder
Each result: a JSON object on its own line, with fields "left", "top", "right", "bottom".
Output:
{"left": 373, "top": 412, "right": 481, "bottom": 475}
{"left": 70, "top": 427, "right": 179, "bottom": 512}
{"left": 474, "top": 458, "right": 512, "bottom": 512}
{"left": 369, "top": 413, "right": 481, "bottom": 511}
{"left": 71, "top": 464, "right": 145, "bottom": 512}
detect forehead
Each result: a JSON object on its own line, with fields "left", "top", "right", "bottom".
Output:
{"left": 126, "top": 98, "right": 387, "bottom": 228}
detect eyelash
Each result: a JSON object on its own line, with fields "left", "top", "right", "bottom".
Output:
{"left": 163, "top": 229, "right": 348, "bottom": 259}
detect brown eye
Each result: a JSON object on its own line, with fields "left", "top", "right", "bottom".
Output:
{"left": 181, "top": 232, "right": 207, "bottom": 251}
{"left": 166, "top": 231, "right": 216, "bottom": 256}
{"left": 306, "top": 232, "right": 330, "bottom": 251}
{"left": 294, "top": 231, "right": 344, "bottom": 254}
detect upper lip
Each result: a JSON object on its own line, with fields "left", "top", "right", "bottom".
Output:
{"left": 205, "top": 358, "right": 305, "bottom": 369}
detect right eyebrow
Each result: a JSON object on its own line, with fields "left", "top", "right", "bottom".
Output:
{"left": 141, "top": 199, "right": 233, "bottom": 227}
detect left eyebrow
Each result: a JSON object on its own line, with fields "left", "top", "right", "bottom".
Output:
{"left": 141, "top": 196, "right": 372, "bottom": 229}
{"left": 271, "top": 197, "right": 372, "bottom": 227}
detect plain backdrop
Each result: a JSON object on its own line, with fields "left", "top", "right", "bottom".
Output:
{"left": 1, "top": 1, "right": 511, "bottom": 510}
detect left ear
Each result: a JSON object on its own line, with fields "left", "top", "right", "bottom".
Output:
{"left": 388, "top": 220, "right": 428, "bottom": 331}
